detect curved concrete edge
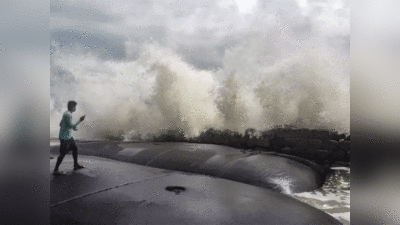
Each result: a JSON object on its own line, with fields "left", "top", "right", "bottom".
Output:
{"left": 50, "top": 155, "right": 342, "bottom": 225}
{"left": 217, "top": 154, "right": 320, "bottom": 193}
{"left": 50, "top": 142, "right": 328, "bottom": 194}
{"left": 262, "top": 152, "right": 328, "bottom": 186}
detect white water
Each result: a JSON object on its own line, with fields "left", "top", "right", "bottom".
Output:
{"left": 293, "top": 167, "right": 350, "bottom": 224}
{"left": 50, "top": 39, "right": 349, "bottom": 140}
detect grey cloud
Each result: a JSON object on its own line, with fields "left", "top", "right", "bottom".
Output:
{"left": 129, "top": 25, "right": 167, "bottom": 43}
{"left": 161, "top": 0, "right": 202, "bottom": 18}
{"left": 50, "top": 0, "right": 245, "bottom": 66}
{"left": 256, "top": 0, "right": 301, "bottom": 15}
{"left": 159, "top": 0, "right": 218, "bottom": 14}
{"left": 51, "top": 29, "right": 127, "bottom": 61}
{"left": 49, "top": 0, "right": 349, "bottom": 69}
{"left": 51, "top": 0, "right": 121, "bottom": 24}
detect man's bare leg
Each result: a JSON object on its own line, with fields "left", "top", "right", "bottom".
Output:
{"left": 72, "top": 149, "right": 85, "bottom": 169}
{"left": 53, "top": 154, "right": 67, "bottom": 175}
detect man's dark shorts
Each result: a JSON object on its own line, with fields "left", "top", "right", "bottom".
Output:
{"left": 59, "top": 138, "right": 78, "bottom": 155}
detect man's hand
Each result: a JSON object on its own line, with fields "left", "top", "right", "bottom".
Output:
{"left": 73, "top": 127, "right": 78, "bottom": 131}
{"left": 79, "top": 115, "right": 86, "bottom": 122}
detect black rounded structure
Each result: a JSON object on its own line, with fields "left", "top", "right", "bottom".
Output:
{"left": 51, "top": 142, "right": 327, "bottom": 194}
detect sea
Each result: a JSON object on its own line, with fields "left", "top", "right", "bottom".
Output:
{"left": 293, "top": 167, "right": 350, "bottom": 224}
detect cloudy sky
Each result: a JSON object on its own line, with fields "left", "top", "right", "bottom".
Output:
{"left": 51, "top": 0, "right": 349, "bottom": 67}
{"left": 50, "top": 0, "right": 350, "bottom": 139}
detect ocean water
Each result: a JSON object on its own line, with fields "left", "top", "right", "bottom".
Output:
{"left": 293, "top": 167, "right": 350, "bottom": 224}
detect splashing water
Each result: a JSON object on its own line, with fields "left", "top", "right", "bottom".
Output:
{"left": 293, "top": 167, "right": 350, "bottom": 224}
{"left": 51, "top": 38, "right": 349, "bottom": 140}
{"left": 269, "top": 177, "right": 294, "bottom": 195}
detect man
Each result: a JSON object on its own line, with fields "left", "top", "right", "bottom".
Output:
{"left": 53, "top": 101, "right": 86, "bottom": 175}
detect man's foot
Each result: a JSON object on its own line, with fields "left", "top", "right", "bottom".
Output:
{"left": 53, "top": 170, "right": 67, "bottom": 175}
{"left": 74, "top": 164, "right": 85, "bottom": 170}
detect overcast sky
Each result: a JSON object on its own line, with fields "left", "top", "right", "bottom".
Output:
{"left": 50, "top": 0, "right": 349, "bottom": 70}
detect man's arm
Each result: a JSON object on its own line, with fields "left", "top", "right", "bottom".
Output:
{"left": 64, "top": 113, "right": 81, "bottom": 129}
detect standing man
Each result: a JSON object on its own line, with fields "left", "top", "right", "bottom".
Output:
{"left": 53, "top": 101, "right": 86, "bottom": 175}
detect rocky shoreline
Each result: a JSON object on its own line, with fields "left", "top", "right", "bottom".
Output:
{"left": 265, "top": 129, "right": 350, "bottom": 167}
{"left": 83, "top": 127, "right": 350, "bottom": 168}
{"left": 185, "top": 127, "right": 350, "bottom": 167}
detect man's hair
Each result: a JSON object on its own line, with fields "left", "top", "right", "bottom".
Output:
{"left": 67, "top": 101, "right": 77, "bottom": 110}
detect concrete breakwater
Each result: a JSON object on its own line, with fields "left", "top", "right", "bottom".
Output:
{"left": 51, "top": 142, "right": 329, "bottom": 194}
{"left": 50, "top": 155, "right": 342, "bottom": 225}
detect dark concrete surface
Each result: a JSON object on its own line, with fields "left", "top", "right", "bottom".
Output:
{"left": 50, "top": 142, "right": 325, "bottom": 193}
{"left": 50, "top": 155, "right": 341, "bottom": 224}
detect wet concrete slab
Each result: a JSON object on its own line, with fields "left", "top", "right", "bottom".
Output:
{"left": 50, "top": 155, "right": 341, "bottom": 224}
{"left": 50, "top": 155, "right": 178, "bottom": 207}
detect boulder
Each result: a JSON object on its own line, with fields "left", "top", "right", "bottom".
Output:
{"left": 307, "top": 139, "right": 323, "bottom": 150}
{"left": 322, "top": 140, "right": 339, "bottom": 151}
{"left": 330, "top": 150, "right": 347, "bottom": 161}
{"left": 270, "top": 137, "right": 286, "bottom": 148}
{"left": 255, "top": 138, "right": 270, "bottom": 148}
{"left": 281, "top": 147, "right": 293, "bottom": 154}
{"left": 316, "top": 150, "right": 330, "bottom": 160}
{"left": 246, "top": 138, "right": 258, "bottom": 148}
{"left": 255, "top": 146, "right": 268, "bottom": 152}
{"left": 296, "top": 149, "right": 317, "bottom": 159}
{"left": 310, "top": 130, "right": 330, "bottom": 140}
{"left": 330, "top": 133, "right": 346, "bottom": 141}
{"left": 284, "top": 138, "right": 308, "bottom": 149}
{"left": 338, "top": 141, "right": 350, "bottom": 152}
{"left": 274, "top": 129, "right": 302, "bottom": 138}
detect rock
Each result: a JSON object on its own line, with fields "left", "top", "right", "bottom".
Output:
{"left": 330, "top": 133, "right": 346, "bottom": 141}
{"left": 281, "top": 147, "right": 293, "bottom": 154}
{"left": 331, "top": 161, "right": 350, "bottom": 167}
{"left": 323, "top": 140, "right": 339, "bottom": 151}
{"left": 331, "top": 150, "right": 347, "bottom": 161}
{"left": 284, "top": 138, "right": 308, "bottom": 149}
{"left": 310, "top": 130, "right": 330, "bottom": 140}
{"left": 255, "top": 146, "right": 267, "bottom": 152}
{"left": 307, "top": 139, "right": 323, "bottom": 150}
{"left": 338, "top": 141, "right": 350, "bottom": 151}
{"left": 256, "top": 138, "right": 270, "bottom": 148}
{"left": 270, "top": 137, "right": 286, "bottom": 148}
{"left": 317, "top": 150, "right": 330, "bottom": 160}
{"left": 296, "top": 149, "right": 316, "bottom": 159}
{"left": 274, "top": 129, "right": 303, "bottom": 138}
